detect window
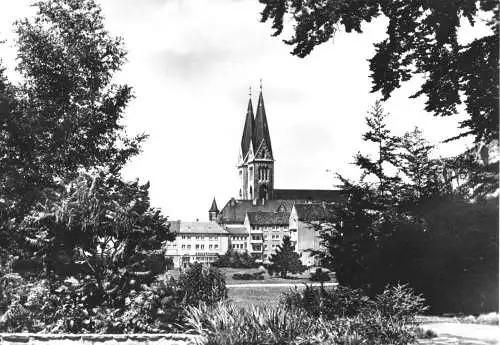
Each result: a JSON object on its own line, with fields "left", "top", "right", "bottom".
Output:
{"left": 196, "top": 245, "right": 200, "bottom": 249}
{"left": 181, "top": 244, "right": 185, "bottom": 249}
{"left": 209, "top": 245, "right": 213, "bottom": 249}
{"left": 214, "top": 244, "right": 218, "bottom": 249}
{"left": 200, "top": 244, "right": 205, "bottom": 249}
{"left": 232, "top": 244, "right": 236, "bottom": 249}
{"left": 187, "top": 245, "right": 191, "bottom": 249}
{"left": 264, "top": 244, "right": 267, "bottom": 249}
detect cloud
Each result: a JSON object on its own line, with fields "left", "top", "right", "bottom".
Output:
{"left": 151, "top": 46, "right": 230, "bottom": 80}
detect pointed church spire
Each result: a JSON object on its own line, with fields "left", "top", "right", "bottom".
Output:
{"left": 240, "top": 94, "right": 254, "bottom": 159}
{"left": 253, "top": 87, "right": 273, "bottom": 159}
{"left": 209, "top": 197, "right": 219, "bottom": 212}
{"left": 208, "top": 197, "right": 219, "bottom": 222}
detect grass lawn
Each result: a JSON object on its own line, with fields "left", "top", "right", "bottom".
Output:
{"left": 221, "top": 267, "right": 321, "bottom": 285}
{"left": 227, "top": 284, "right": 297, "bottom": 308}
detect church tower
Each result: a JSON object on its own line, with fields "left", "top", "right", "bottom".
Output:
{"left": 237, "top": 86, "right": 274, "bottom": 202}
{"left": 238, "top": 95, "right": 254, "bottom": 199}
{"left": 208, "top": 197, "right": 219, "bottom": 222}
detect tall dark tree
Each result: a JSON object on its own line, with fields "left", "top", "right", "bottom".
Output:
{"left": 259, "top": 0, "right": 499, "bottom": 142}
{"left": 318, "top": 102, "right": 498, "bottom": 313}
{"left": 0, "top": 0, "right": 146, "bottom": 224}
{"left": 354, "top": 101, "right": 401, "bottom": 200}
{"left": 267, "top": 236, "right": 306, "bottom": 278}
{"left": 0, "top": 0, "right": 149, "bottom": 257}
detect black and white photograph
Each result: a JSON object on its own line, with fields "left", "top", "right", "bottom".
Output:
{"left": 0, "top": 0, "right": 498, "bottom": 344}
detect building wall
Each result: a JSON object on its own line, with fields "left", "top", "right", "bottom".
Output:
{"left": 165, "top": 233, "right": 229, "bottom": 268}
{"left": 296, "top": 221, "right": 321, "bottom": 266}
{"left": 229, "top": 234, "right": 249, "bottom": 252}
{"left": 262, "top": 225, "right": 290, "bottom": 262}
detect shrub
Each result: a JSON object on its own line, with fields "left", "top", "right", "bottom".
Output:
{"left": 309, "top": 268, "right": 331, "bottom": 282}
{"left": 178, "top": 263, "right": 227, "bottom": 306}
{"left": 282, "top": 284, "right": 371, "bottom": 318}
{"left": 232, "top": 272, "right": 264, "bottom": 281}
{"left": 282, "top": 284, "right": 426, "bottom": 323}
{"left": 212, "top": 250, "right": 259, "bottom": 268}
{"left": 0, "top": 264, "right": 227, "bottom": 333}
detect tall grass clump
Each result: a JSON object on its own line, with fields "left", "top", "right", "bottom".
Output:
{"left": 184, "top": 285, "right": 427, "bottom": 345}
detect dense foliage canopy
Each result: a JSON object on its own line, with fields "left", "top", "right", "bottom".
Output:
{"left": 259, "top": 0, "right": 499, "bottom": 142}
{"left": 316, "top": 102, "right": 498, "bottom": 313}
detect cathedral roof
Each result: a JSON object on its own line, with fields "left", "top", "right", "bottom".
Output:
{"left": 247, "top": 211, "right": 289, "bottom": 225}
{"left": 272, "top": 189, "right": 346, "bottom": 202}
{"left": 240, "top": 98, "right": 254, "bottom": 159}
{"left": 209, "top": 197, "right": 219, "bottom": 212}
{"left": 293, "top": 203, "right": 337, "bottom": 222}
{"left": 218, "top": 199, "right": 297, "bottom": 224}
{"left": 253, "top": 91, "right": 273, "bottom": 159}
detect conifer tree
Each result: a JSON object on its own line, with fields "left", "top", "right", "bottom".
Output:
{"left": 267, "top": 236, "right": 305, "bottom": 278}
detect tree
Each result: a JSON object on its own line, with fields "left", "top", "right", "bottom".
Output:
{"left": 267, "top": 236, "right": 305, "bottom": 278}
{"left": 259, "top": 0, "right": 499, "bottom": 142}
{"left": 317, "top": 102, "right": 498, "bottom": 313}
{"left": 0, "top": 0, "right": 179, "bottom": 332}
{"left": 354, "top": 101, "right": 402, "bottom": 200}
{"left": 0, "top": 0, "right": 146, "bottom": 230}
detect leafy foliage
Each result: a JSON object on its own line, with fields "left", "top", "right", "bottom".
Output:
{"left": 309, "top": 268, "right": 330, "bottom": 282}
{"left": 213, "top": 249, "right": 259, "bottom": 268}
{"left": 316, "top": 103, "right": 499, "bottom": 313}
{"left": 185, "top": 287, "right": 425, "bottom": 345}
{"left": 0, "top": 264, "right": 227, "bottom": 333}
{"left": 0, "top": 0, "right": 146, "bottom": 233}
{"left": 259, "top": 0, "right": 499, "bottom": 142}
{"left": 178, "top": 263, "right": 227, "bottom": 307}
{"left": 266, "top": 236, "right": 306, "bottom": 278}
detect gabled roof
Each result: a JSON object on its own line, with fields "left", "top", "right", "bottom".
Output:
{"left": 240, "top": 98, "right": 254, "bottom": 159}
{"left": 247, "top": 211, "right": 289, "bottom": 225}
{"left": 219, "top": 198, "right": 297, "bottom": 224}
{"left": 169, "top": 221, "right": 228, "bottom": 235}
{"left": 226, "top": 226, "right": 249, "bottom": 235}
{"left": 209, "top": 197, "right": 219, "bottom": 212}
{"left": 253, "top": 91, "right": 273, "bottom": 159}
{"left": 272, "top": 189, "right": 346, "bottom": 202}
{"left": 293, "top": 203, "right": 337, "bottom": 222}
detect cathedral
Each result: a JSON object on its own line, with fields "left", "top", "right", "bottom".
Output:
{"left": 209, "top": 87, "right": 345, "bottom": 264}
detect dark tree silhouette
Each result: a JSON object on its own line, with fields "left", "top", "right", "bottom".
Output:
{"left": 259, "top": 1, "right": 498, "bottom": 142}
{"left": 267, "top": 236, "right": 306, "bottom": 278}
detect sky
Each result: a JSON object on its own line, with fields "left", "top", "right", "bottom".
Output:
{"left": 0, "top": 0, "right": 489, "bottom": 221}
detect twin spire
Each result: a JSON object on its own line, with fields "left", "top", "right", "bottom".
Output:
{"left": 240, "top": 84, "right": 273, "bottom": 161}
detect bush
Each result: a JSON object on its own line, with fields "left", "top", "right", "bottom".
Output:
{"left": 232, "top": 272, "right": 264, "bottom": 281}
{"left": 178, "top": 263, "right": 227, "bottom": 306}
{"left": 309, "top": 268, "right": 330, "bottom": 282}
{"left": 212, "top": 250, "right": 259, "bottom": 268}
{"left": 282, "top": 284, "right": 426, "bottom": 322}
{"left": 0, "top": 264, "right": 227, "bottom": 333}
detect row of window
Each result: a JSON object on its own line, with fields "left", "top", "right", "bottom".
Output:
{"left": 194, "top": 256, "right": 217, "bottom": 262}
{"left": 232, "top": 243, "right": 247, "bottom": 249}
{"left": 231, "top": 236, "right": 246, "bottom": 241}
{"left": 181, "top": 244, "right": 219, "bottom": 250}
{"left": 251, "top": 225, "right": 287, "bottom": 231}
{"left": 181, "top": 235, "right": 220, "bottom": 241}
